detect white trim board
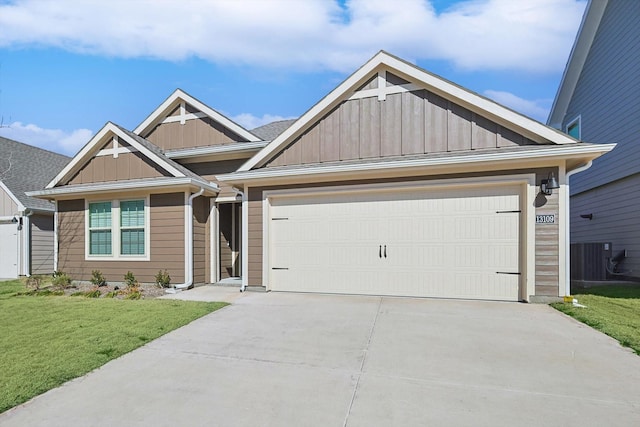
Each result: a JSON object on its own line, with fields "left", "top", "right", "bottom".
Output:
{"left": 45, "top": 122, "right": 189, "bottom": 189}
{"left": 261, "top": 174, "right": 537, "bottom": 301}
{"left": 547, "top": 0, "right": 608, "bottom": 128}
{"left": 133, "top": 89, "right": 261, "bottom": 142}
{"left": 241, "top": 51, "right": 582, "bottom": 172}
{"left": 219, "top": 143, "right": 616, "bottom": 184}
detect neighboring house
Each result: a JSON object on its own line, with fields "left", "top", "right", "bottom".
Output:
{"left": 548, "top": 0, "right": 639, "bottom": 280}
{"left": 31, "top": 51, "right": 613, "bottom": 301}
{"left": 0, "top": 137, "right": 70, "bottom": 278}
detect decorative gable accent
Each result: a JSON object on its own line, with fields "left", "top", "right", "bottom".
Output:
{"left": 240, "top": 51, "right": 578, "bottom": 172}
{"left": 46, "top": 122, "right": 190, "bottom": 189}
{"left": 133, "top": 89, "right": 260, "bottom": 152}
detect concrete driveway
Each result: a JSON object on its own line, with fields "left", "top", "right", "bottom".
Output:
{"left": 2, "top": 290, "right": 639, "bottom": 426}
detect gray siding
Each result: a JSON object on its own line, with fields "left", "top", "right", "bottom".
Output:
{"left": 266, "top": 90, "right": 537, "bottom": 168}
{"left": 68, "top": 150, "right": 168, "bottom": 185}
{"left": 0, "top": 185, "right": 19, "bottom": 217}
{"left": 30, "top": 213, "right": 55, "bottom": 274}
{"left": 571, "top": 172, "right": 640, "bottom": 279}
{"left": 563, "top": 0, "right": 640, "bottom": 194}
{"left": 144, "top": 104, "right": 249, "bottom": 151}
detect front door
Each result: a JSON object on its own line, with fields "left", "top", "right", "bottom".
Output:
{"left": 218, "top": 203, "right": 241, "bottom": 279}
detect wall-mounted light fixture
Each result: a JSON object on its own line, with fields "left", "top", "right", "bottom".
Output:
{"left": 540, "top": 172, "right": 560, "bottom": 195}
{"left": 580, "top": 213, "right": 593, "bottom": 220}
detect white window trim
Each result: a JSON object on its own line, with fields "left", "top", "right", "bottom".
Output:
{"left": 85, "top": 196, "right": 151, "bottom": 261}
{"left": 565, "top": 115, "right": 581, "bottom": 140}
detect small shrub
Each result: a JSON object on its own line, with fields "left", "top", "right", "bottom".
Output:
{"left": 104, "top": 291, "right": 119, "bottom": 298}
{"left": 52, "top": 271, "right": 72, "bottom": 290}
{"left": 154, "top": 270, "right": 171, "bottom": 288}
{"left": 90, "top": 270, "right": 107, "bottom": 287}
{"left": 124, "top": 271, "right": 138, "bottom": 288}
{"left": 84, "top": 289, "right": 101, "bottom": 298}
{"left": 25, "top": 275, "right": 47, "bottom": 291}
{"left": 124, "top": 290, "right": 142, "bottom": 300}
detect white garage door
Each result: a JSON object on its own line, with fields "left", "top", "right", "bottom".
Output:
{"left": 268, "top": 185, "right": 521, "bottom": 301}
{"left": 0, "top": 223, "right": 19, "bottom": 279}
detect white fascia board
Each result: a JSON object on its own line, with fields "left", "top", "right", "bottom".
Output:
{"left": 46, "top": 123, "right": 115, "bottom": 189}
{"left": 548, "top": 0, "right": 608, "bottom": 128}
{"left": 165, "top": 141, "right": 269, "bottom": 160}
{"left": 220, "top": 143, "right": 616, "bottom": 183}
{"left": 29, "top": 178, "right": 219, "bottom": 198}
{"left": 0, "top": 180, "right": 26, "bottom": 211}
{"left": 108, "top": 125, "right": 186, "bottom": 178}
{"left": 46, "top": 123, "right": 187, "bottom": 189}
{"left": 133, "top": 89, "right": 260, "bottom": 142}
{"left": 240, "top": 51, "right": 578, "bottom": 172}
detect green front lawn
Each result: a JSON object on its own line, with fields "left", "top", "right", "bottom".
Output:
{"left": 551, "top": 285, "right": 640, "bottom": 355}
{"left": 0, "top": 280, "right": 227, "bottom": 413}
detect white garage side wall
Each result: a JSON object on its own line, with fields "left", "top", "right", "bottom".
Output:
{"left": 262, "top": 174, "right": 536, "bottom": 301}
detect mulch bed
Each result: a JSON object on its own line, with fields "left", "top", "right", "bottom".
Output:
{"left": 62, "top": 282, "right": 168, "bottom": 299}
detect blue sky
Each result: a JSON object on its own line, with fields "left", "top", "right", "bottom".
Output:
{"left": 0, "top": 0, "right": 586, "bottom": 156}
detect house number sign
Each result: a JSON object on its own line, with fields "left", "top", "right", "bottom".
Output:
{"left": 536, "top": 214, "right": 556, "bottom": 224}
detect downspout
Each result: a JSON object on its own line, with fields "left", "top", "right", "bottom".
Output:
{"left": 172, "top": 187, "right": 205, "bottom": 291}
{"left": 53, "top": 201, "right": 58, "bottom": 272}
{"left": 230, "top": 186, "right": 248, "bottom": 292}
{"left": 564, "top": 161, "right": 593, "bottom": 296}
{"left": 22, "top": 209, "right": 33, "bottom": 276}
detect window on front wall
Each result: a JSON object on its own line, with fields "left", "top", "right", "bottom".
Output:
{"left": 566, "top": 116, "right": 581, "bottom": 140}
{"left": 120, "top": 200, "right": 145, "bottom": 255}
{"left": 89, "top": 202, "right": 112, "bottom": 255}
{"left": 87, "top": 199, "right": 147, "bottom": 259}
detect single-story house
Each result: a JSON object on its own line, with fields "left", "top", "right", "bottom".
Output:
{"left": 0, "top": 136, "right": 70, "bottom": 278}
{"left": 31, "top": 51, "right": 614, "bottom": 301}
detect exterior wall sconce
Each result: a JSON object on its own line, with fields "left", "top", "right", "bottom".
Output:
{"left": 580, "top": 213, "right": 593, "bottom": 220}
{"left": 540, "top": 172, "right": 560, "bottom": 195}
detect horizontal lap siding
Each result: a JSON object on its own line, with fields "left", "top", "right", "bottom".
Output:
{"left": 57, "top": 193, "right": 186, "bottom": 284}
{"left": 247, "top": 168, "right": 560, "bottom": 296}
{"left": 30, "top": 214, "right": 55, "bottom": 274}
{"left": 266, "top": 89, "right": 537, "bottom": 168}
{"left": 534, "top": 168, "right": 560, "bottom": 295}
{"left": 564, "top": 1, "right": 640, "bottom": 194}
{"left": 571, "top": 173, "right": 640, "bottom": 279}
{"left": 193, "top": 196, "right": 208, "bottom": 284}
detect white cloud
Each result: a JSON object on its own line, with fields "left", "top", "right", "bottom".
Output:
{"left": 484, "top": 90, "right": 551, "bottom": 122}
{"left": 0, "top": 122, "right": 92, "bottom": 156}
{"left": 230, "top": 113, "right": 296, "bottom": 130}
{"left": 0, "top": 0, "right": 586, "bottom": 73}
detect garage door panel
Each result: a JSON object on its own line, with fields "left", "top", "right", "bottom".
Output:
{"left": 0, "top": 223, "right": 19, "bottom": 279}
{"left": 269, "top": 185, "right": 521, "bottom": 301}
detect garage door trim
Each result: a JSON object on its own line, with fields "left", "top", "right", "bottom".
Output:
{"left": 263, "top": 174, "right": 536, "bottom": 300}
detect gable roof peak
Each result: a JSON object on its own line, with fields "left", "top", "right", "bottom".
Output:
{"left": 239, "top": 51, "right": 579, "bottom": 172}
{"left": 133, "top": 88, "right": 261, "bottom": 142}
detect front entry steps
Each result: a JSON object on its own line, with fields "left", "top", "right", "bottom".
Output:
{"left": 215, "top": 277, "right": 267, "bottom": 292}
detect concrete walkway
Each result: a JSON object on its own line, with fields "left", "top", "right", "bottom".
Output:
{"left": 2, "top": 288, "right": 639, "bottom": 426}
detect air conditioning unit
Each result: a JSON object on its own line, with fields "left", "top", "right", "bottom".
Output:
{"left": 570, "top": 242, "right": 612, "bottom": 281}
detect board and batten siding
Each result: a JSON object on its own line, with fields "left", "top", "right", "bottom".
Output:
{"left": 144, "top": 104, "right": 249, "bottom": 151}
{"left": 247, "top": 168, "right": 560, "bottom": 296}
{"left": 68, "top": 150, "right": 168, "bottom": 185}
{"left": 571, "top": 172, "right": 640, "bottom": 276}
{"left": 57, "top": 193, "right": 186, "bottom": 283}
{"left": 30, "top": 213, "right": 55, "bottom": 274}
{"left": 266, "top": 90, "right": 537, "bottom": 168}
{"left": 0, "top": 185, "right": 19, "bottom": 216}
{"left": 563, "top": 0, "right": 640, "bottom": 195}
